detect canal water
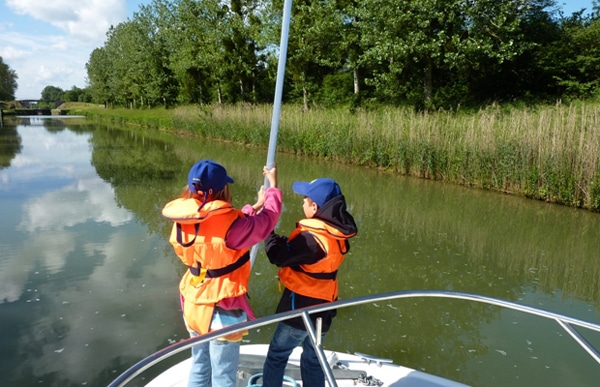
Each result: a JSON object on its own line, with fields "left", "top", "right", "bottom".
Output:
{"left": 1, "top": 116, "right": 599, "bottom": 386}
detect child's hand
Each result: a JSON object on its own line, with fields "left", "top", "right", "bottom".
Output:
{"left": 263, "top": 163, "right": 277, "bottom": 188}
{"left": 252, "top": 185, "right": 266, "bottom": 212}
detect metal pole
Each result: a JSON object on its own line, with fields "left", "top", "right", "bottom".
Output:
{"left": 250, "top": 0, "right": 292, "bottom": 267}
{"left": 301, "top": 312, "right": 338, "bottom": 387}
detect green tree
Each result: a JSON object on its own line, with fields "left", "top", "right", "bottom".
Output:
{"left": 157, "top": 0, "right": 269, "bottom": 104}
{"left": 220, "top": 0, "right": 265, "bottom": 103}
{"left": 102, "top": 4, "right": 179, "bottom": 108}
{"left": 277, "top": 0, "right": 346, "bottom": 110}
{"left": 135, "top": 2, "right": 179, "bottom": 107}
{"left": 546, "top": 8, "right": 600, "bottom": 98}
{"left": 102, "top": 21, "right": 146, "bottom": 107}
{"left": 86, "top": 47, "right": 113, "bottom": 105}
{"left": 82, "top": 0, "right": 600, "bottom": 110}
{"left": 0, "top": 56, "right": 18, "bottom": 101}
{"left": 63, "top": 86, "right": 85, "bottom": 102}
{"left": 358, "top": 0, "right": 532, "bottom": 108}
{"left": 40, "top": 85, "right": 64, "bottom": 102}
{"left": 339, "top": 0, "right": 364, "bottom": 102}
{"left": 473, "top": 0, "right": 561, "bottom": 102}
{"left": 156, "top": 0, "right": 224, "bottom": 103}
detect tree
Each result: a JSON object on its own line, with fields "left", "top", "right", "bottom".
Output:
{"left": 63, "top": 86, "right": 85, "bottom": 102}
{"left": 99, "top": 7, "right": 178, "bottom": 108}
{"left": 149, "top": 0, "right": 222, "bottom": 104}
{"left": 220, "top": 0, "right": 267, "bottom": 103}
{"left": 275, "top": 0, "right": 346, "bottom": 109}
{"left": 338, "top": 0, "right": 364, "bottom": 99}
{"left": 262, "top": 0, "right": 369, "bottom": 108}
{"left": 546, "top": 10, "right": 600, "bottom": 98}
{"left": 158, "top": 0, "right": 269, "bottom": 104}
{"left": 134, "top": 2, "right": 179, "bottom": 107}
{"left": 472, "top": 0, "right": 561, "bottom": 102}
{"left": 358, "top": 0, "right": 532, "bottom": 108}
{"left": 40, "top": 85, "right": 64, "bottom": 102}
{"left": 101, "top": 22, "right": 146, "bottom": 107}
{"left": 80, "top": 0, "right": 599, "bottom": 110}
{"left": 0, "top": 56, "right": 18, "bottom": 101}
{"left": 86, "top": 47, "right": 113, "bottom": 105}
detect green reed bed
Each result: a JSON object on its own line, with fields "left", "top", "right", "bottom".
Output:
{"left": 78, "top": 101, "right": 600, "bottom": 211}
{"left": 266, "top": 102, "right": 600, "bottom": 211}
{"left": 77, "top": 104, "right": 174, "bottom": 129}
{"left": 188, "top": 104, "right": 272, "bottom": 145}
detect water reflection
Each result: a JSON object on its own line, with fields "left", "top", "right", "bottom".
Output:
{"left": 0, "top": 119, "right": 183, "bottom": 386}
{"left": 1, "top": 118, "right": 599, "bottom": 386}
{"left": 0, "top": 125, "right": 21, "bottom": 168}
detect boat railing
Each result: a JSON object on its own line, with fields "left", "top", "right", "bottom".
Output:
{"left": 108, "top": 290, "right": 600, "bottom": 387}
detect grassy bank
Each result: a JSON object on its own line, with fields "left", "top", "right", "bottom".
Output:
{"left": 66, "top": 101, "right": 600, "bottom": 211}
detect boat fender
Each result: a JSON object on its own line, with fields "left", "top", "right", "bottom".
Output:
{"left": 247, "top": 372, "right": 299, "bottom": 387}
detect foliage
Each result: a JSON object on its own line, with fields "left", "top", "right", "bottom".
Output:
{"left": 81, "top": 0, "right": 600, "bottom": 109}
{"left": 0, "top": 56, "right": 18, "bottom": 101}
{"left": 548, "top": 11, "right": 600, "bottom": 98}
{"left": 40, "top": 85, "right": 64, "bottom": 102}
{"left": 86, "top": 47, "right": 112, "bottom": 106}
{"left": 63, "top": 86, "right": 92, "bottom": 103}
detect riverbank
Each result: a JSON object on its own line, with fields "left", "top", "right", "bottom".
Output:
{"left": 64, "top": 101, "right": 600, "bottom": 211}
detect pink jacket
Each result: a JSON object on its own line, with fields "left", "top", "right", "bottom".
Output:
{"left": 210, "top": 187, "right": 282, "bottom": 319}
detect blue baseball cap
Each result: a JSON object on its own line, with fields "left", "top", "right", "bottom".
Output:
{"left": 187, "top": 159, "right": 234, "bottom": 194}
{"left": 292, "top": 178, "right": 341, "bottom": 207}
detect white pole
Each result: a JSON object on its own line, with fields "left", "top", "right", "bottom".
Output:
{"left": 250, "top": 0, "right": 293, "bottom": 267}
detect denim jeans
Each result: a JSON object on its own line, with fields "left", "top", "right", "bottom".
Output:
{"left": 188, "top": 332, "right": 240, "bottom": 387}
{"left": 261, "top": 323, "right": 326, "bottom": 387}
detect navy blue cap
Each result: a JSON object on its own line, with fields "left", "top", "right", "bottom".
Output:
{"left": 187, "top": 159, "right": 234, "bottom": 194}
{"left": 292, "top": 178, "right": 341, "bottom": 207}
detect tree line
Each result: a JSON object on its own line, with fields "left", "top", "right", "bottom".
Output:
{"left": 2, "top": 1, "right": 599, "bottom": 109}
{"left": 79, "top": 0, "right": 598, "bottom": 110}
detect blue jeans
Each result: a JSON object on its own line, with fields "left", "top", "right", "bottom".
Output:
{"left": 188, "top": 332, "right": 240, "bottom": 387}
{"left": 261, "top": 323, "right": 326, "bottom": 387}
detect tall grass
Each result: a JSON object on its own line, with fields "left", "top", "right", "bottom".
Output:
{"left": 75, "top": 101, "right": 600, "bottom": 211}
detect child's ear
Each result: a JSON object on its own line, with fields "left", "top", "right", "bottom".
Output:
{"left": 309, "top": 201, "right": 318, "bottom": 216}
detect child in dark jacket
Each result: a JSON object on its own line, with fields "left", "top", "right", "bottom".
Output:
{"left": 261, "top": 178, "right": 357, "bottom": 387}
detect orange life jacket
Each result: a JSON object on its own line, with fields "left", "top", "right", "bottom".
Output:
{"left": 278, "top": 218, "right": 353, "bottom": 301}
{"left": 162, "top": 198, "right": 250, "bottom": 337}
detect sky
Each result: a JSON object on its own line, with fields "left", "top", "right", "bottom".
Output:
{"left": 0, "top": 0, "right": 596, "bottom": 100}
{"left": 0, "top": 0, "right": 151, "bottom": 100}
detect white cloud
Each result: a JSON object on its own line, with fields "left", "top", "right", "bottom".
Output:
{"left": 6, "top": 0, "right": 127, "bottom": 43}
{"left": 1, "top": 0, "right": 135, "bottom": 99}
{"left": 18, "top": 178, "right": 134, "bottom": 233}
{"left": 0, "top": 126, "right": 134, "bottom": 304}
{"left": 7, "top": 129, "right": 134, "bottom": 230}
{"left": 0, "top": 45, "right": 27, "bottom": 60}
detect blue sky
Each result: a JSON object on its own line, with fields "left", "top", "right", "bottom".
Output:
{"left": 0, "top": 0, "right": 596, "bottom": 100}
{"left": 0, "top": 0, "right": 151, "bottom": 99}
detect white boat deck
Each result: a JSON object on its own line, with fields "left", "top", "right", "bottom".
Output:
{"left": 110, "top": 290, "right": 600, "bottom": 387}
{"left": 146, "top": 344, "right": 469, "bottom": 387}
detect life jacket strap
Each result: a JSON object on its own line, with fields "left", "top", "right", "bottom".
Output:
{"left": 176, "top": 222, "right": 200, "bottom": 247}
{"left": 189, "top": 252, "right": 250, "bottom": 278}
{"left": 290, "top": 265, "right": 338, "bottom": 280}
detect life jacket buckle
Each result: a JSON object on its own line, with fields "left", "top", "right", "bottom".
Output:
{"left": 190, "top": 267, "right": 208, "bottom": 286}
